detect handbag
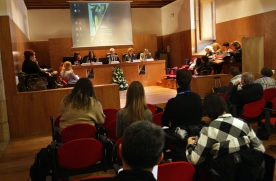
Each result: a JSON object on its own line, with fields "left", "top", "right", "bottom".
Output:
{"left": 27, "top": 74, "right": 47, "bottom": 91}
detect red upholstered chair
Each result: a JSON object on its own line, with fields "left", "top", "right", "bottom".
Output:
{"left": 60, "top": 123, "right": 96, "bottom": 143}
{"left": 158, "top": 161, "right": 195, "bottom": 181}
{"left": 55, "top": 115, "right": 61, "bottom": 128}
{"left": 164, "top": 66, "right": 178, "bottom": 79}
{"left": 50, "top": 115, "right": 61, "bottom": 142}
{"left": 57, "top": 138, "right": 106, "bottom": 181}
{"left": 218, "top": 93, "right": 227, "bottom": 100}
{"left": 73, "top": 176, "right": 110, "bottom": 181}
{"left": 147, "top": 103, "right": 156, "bottom": 116}
{"left": 106, "top": 120, "right": 117, "bottom": 142}
{"left": 263, "top": 88, "right": 276, "bottom": 102}
{"left": 153, "top": 112, "right": 163, "bottom": 127}
{"left": 240, "top": 98, "right": 266, "bottom": 121}
{"left": 103, "top": 109, "right": 119, "bottom": 128}
{"left": 113, "top": 136, "right": 123, "bottom": 164}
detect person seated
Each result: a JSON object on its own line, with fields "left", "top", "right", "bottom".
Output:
{"left": 229, "top": 72, "right": 263, "bottom": 116}
{"left": 116, "top": 81, "right": 152, "bottom": 138}
{"left": 139, "top": 49, "right": 152, "bottom": 61}
{"left": 204, "top": 45, "right": 214, "bottom": 62}
{"left": 107, "top": 48, "right": 120, "bottom": 63}
{"left": 225, "top": 66, "right": 242, "bottom": 99}
{"left": 161, "top": 68, "right": 202, "bottom": 161}
{"left": 194, "top": 56, "right": 212, "bottom": 75}
{"left": 73, "top": 52, "right": 82, "bottom": 65}
{"left": 82, "top": 51, "right": 98, "bottom": 63}
{"left": 59, "top": 78, "right": 105, "bottom": 132}
{"left": 211, "top": 43, "right": 224, "bottom": 74}
{"left": 22, "top": 49, "right": 57, "bottom": 89}
{"left": 222, "top": 41, "right": 242, "bottom": 74}
{"left": 60, "top": 61, "right": 79, "bottom": 85}
{"left": 86, "top": 121, "right": 164, "bottom": 181}
{"left": 124, "top": 48, "right": 136, "bottom": 62}
{"left": 255, "top": 67, "right": 276, "bottom": 90}
{"left": 186, "top": 93, "right": 265, "bottom": 181}
{"left": 221, "top": 42, "right": 233, "bottom": 57}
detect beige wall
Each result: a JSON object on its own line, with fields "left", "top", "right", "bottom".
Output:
{"left": 28, "top": 8, "right": 163, "bottom": 41}
{"left": 216, "top": 0, "right": 276, "bottom": 23}
{"left": 161, "top": 0, "right": 193, "bottom": 35}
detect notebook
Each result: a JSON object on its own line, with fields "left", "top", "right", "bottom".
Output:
{"left": 99, "top": 58, "right": 110, "bottom": 64}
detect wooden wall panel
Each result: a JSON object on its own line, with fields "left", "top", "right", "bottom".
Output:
{"left": 157, "top": 36, "right": 163, "bottom": 51}
{"left": 216, "top": 10, "right": 276, "bottom": 70}
{"left": 162, "top": 35, "right": 170, "bottom": 66}
{"left": 180, "top": 30, "right": 193, "bottom": 63}
{"left": 48, "top": 34, "right": 157, "bottom": 71}
{"left": 170, "top": 32, "right": 181, "bottom": 67}
{"left": 29, "top": 41, "right": 50, "bottom": 68}
{"left": 7, "top": 84, "right": 120, "bottom": 138}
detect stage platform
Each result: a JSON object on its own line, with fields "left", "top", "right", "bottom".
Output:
{"left": 119, "top": 86, "right": 177, "bottom": 109}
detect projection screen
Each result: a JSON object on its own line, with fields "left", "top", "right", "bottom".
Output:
{"left": 70, "top": 1, "right": 133, "bottom": 48}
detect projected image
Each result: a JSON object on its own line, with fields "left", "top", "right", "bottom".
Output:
{"left": 70, "top": 2, "right": 133, "bottom": 48}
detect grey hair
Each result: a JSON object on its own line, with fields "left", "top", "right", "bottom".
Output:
{"left": 242, "top": 72, "right": 255, "bottom": 84}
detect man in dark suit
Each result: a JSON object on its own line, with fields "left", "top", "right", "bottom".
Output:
{"left": 229, "top": 72, "right": 263, "bottom": 116}
{"left": 107, "top": 48, "right": 120, "bottom": 63}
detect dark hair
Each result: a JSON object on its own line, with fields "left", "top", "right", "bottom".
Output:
{"left": 88, "top": 51, "right": 96, "bottom": 59}
{"left": 122, "top": 121, "right": 165, "bottom": 170}
{"left": 63, "top": 78, "right": 97, "bottom": 110}
{"left": 222, "top": 42, "right": 230, "bottom": 47}
{"left": 176, "top": 69, "right": 192, "bottom": 87}
{"left": 229, "top": 66, "right": 240, "bottom": 76}
{"left": 201, "top": 55, "right": 209, "bottom": 63}
{"left": 74, "top": 52, "right": 80, "bottom": 59}
{"left": 261, "top": 67, "right": 273, "bottom": 77}
{"left": 231, "top": 41, "right": 241, "bottom": 49}
{"left": 203, "top": 93, "right": 228, "bottom": 120}
{"left": 24, "top": 49, "right": 35, "bottom": 59}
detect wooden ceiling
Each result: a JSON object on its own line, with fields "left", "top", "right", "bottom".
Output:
{"left": 23, "top": 0, "right": 175, "bottom": 9}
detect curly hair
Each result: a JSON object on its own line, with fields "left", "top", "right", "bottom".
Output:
{"left": 62, "top": 78, "right": 97, "bottom": 111}
{"left": 61, "top": 61, "right": 73, "bottom": 72}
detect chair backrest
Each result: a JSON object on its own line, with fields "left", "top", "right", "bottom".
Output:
{"left": 218, "top": 93, "right": 227, "bottom": 100}
{"left": 103, "top": 108, "right": 119, "bottom": 128}
{"left": 147, "top": 104, "right": 156, "bottom": 116}
{"left": 242, "top": 98, "right": 266, "bottom": 119}
{"left": 114, "top": 136, "right": 123, "bottom": 160}
{"left": 122, "top": 53, "right": 127, "bottom": 61}
{"left": 153, "top": 112, "right": 163, "bottom": 126}
{"left": 55, "top": 115, "right": 61, "bottom": 128}
{"left": 158, "top": 161, "right": 195, "bottom": 181}
{"left": 263, "top": 88, "right": 276, "bottom": 102}
{"left": 57, "top": 138, "right": 103, "bottom": 169}
{"left": 60, "top": 123, "right": 96, "bottom": 143}
{"left": 106, "top": 120, "right": 117, "bottom": 142}
{"left": 137, "top": 52, "right": 142, "bottom": 59}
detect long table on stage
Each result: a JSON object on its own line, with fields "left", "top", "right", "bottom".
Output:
{"left": 191, "top": 74, "right": 232, "bottom": 98}
{"left": 73, "top": 60, "right": 166, "bottom": 86}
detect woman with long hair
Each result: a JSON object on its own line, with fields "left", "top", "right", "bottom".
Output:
{"left": 59, "top": 78, "right": 105, "bottom": 131}
{"left": 60, "top": 61, "right": 79, "bottom": 84}
{"left": 116, "top": 81, "right": 152, "bottom": 138}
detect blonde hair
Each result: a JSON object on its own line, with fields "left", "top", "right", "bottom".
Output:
{"left": 127, "top": 48, "right": 134, "bottom": 53}
{"left": 61, "top": 61, "right": 73, "bottom": 72}
{"left": 212, "top": 43, "right": 221, "bottom": 52}
{"left": 124, "top": 81, "right": 148, "bottom": 125}
{"left": 205, "top": 45, "right": 214, "bottom": 53}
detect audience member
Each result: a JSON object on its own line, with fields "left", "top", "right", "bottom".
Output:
{"left": 161, "top": 68, "right": 203, "bottom": 160}
{"left": 87, "top": 121, "right": 164, "bottom": 181}
{"left": 82, "top": 51, "right": 98, "bottom": 63}
{"left": 73, "top": 52, "right": 82, "bottom": 65}
{"left": 60, "top": 61, "right": 79, "bottom": 84}
{"left": 59, "top": 78, "right": 105, "bottom": 132}
{"left": 194, "top": 56, "right": 212, "bottom": 75}
{"left": 229, "top": 72, "right": 263, "bottom": 116}
{"left": 108, "top": 48, "right": 120, "bottom": 63}
{"left": 124, "top": 48, "right": 136, "bottom": 62}
{"left": 116, "top": 81, "right": 152, "bottom": 138}
{"left": 22, "top": 49, "right": 56, "bottom": 89}
{"left": 186, "top": 93, "right": 265, "bottom": 181}
{"left": 222, "top": 41, "right": 242, "bottom": 73}
{"left": 204, "top": 45, "right": 214, "bottom": 61}
{"left": 225, "top": 66, "right": 242, "bottom": 98}
{"left": 211, "top": 43, "right": 224, "bottom": 74}
{"left": 255, "top": 67, "right": 276, "bottom": 90}
{"left": 140, "top": 49, "right": 152, "bottom": 60}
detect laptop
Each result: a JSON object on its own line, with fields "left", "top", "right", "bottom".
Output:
{"left": 99, "top": 58, "right": 109, "bottom": 64}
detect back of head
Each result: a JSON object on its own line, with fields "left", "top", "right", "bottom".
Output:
{"left": 176, "top": 69, "right": 192, "bottom": 88}
{"left": 122, "top": 121, "right": 165, "bottom": 170}
{"left": 229, "top": 66, "right": 240, "bottom": 76}
{"left": 261, "top": 67, "right": 273, "bottom": 77}
{"left": 72, "top": 78, "right": 94, "bottom": 97}
{"left": 24, "top": 49, "right": 35, "bottom": 59}
{"left": 242, "top": 72, "right": 254, "bottom": 85}
{"left": 231, "top": 41, "right": 241, "bottom": 49}
{"left": 212, "top": 43, "right": 221, "bottom": 51}
{"left": 201, "top": 55, "right": 209, "bottom": 63}
{"left": 203, "top": 93, "right": 228, "bottom": 120}
{"left": 62, "top": 61, "right": 72, "bottom": 71}
{"left": 205, "top": 45, "right": 214, "bottom": 52}
{"left": 222, "top": 42, "right": 230, "bottom": 47}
